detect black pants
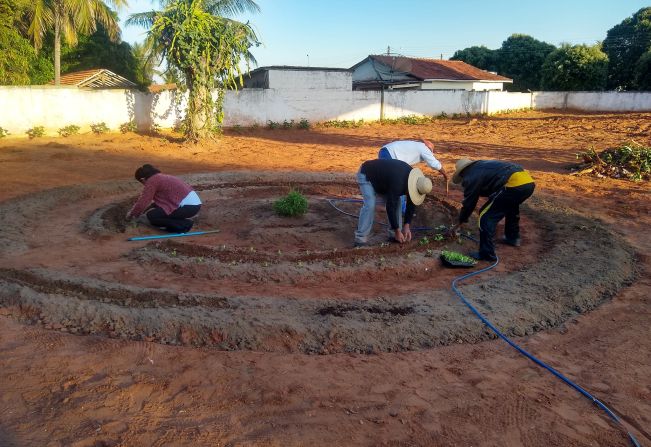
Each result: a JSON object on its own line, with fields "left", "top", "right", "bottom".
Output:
{"left": 146, "top": 204, "right": 201, "bottom": 233}
{"left": 478, "top": 183, "right": 535, "bottom": 260}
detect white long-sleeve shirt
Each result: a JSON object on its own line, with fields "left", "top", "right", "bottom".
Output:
{"left": 382, "top": 140, "right": 442, "bottom": 171}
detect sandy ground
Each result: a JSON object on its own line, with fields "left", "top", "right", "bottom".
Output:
{"left": 0, "top": 111, "right": 649, "bottom": 446}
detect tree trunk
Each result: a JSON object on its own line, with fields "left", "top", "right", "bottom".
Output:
{"left": 54, "top": 19, "right": 61, "bottom": 85}
{"left": 185, "top": 73, "right": 215, "bottom": 141}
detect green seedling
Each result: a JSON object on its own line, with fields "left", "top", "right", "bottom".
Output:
{"left": 434, "top": 233, "right": 444, "bottom": 241}
{"left": 441, "top": 250, "right": 477, "bottom": 265}
{"left": 419, "top": 236, "right": 430, "bottom": 246}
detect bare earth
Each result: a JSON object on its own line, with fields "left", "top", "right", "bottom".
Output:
{"left": 0, "top": 111, "right": 649, "bottom": 447}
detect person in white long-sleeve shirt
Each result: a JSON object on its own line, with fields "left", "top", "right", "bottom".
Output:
{"left": 378, "top": 139, "right": 448, "bottom": 183}
{"left": 378, "top": 140, "right": 448, "bottom": 230}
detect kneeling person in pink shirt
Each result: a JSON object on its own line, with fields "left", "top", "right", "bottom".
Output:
{"left": 126, "top": 164, "right": 202, "bottom": 233}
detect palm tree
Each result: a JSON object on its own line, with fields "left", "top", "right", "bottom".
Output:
{"left": 128, "top": 0, "right": 259, "bottom": 140}
{"left": 28, "top": 0, "right": 128, "bottom": 84}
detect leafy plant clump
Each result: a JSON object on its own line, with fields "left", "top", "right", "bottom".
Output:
{"left": 26, "top": 126, "right": 46, "bottom": 139}
{"left": 120, "top": 121, "right": 138, "bottom": 133}
{"left": 273, "top": 189, "right": 308, "bottom": 217}
{"left": 298, "top": 118, "right": 310, "bottom": 129}
{"left": 0, "top": 127, "right": 9, "bottom": 138}
{"left": 574, "top": 142, "right": 650, "bottom": 181}
{"left": 90, "top": 122, "right": 110, "bottom": 134}
{"left": 58, "top": 124, "right": 81, "bottom": 137}
{"left": 441, "top": 250, "right": 477, "bottom": 265}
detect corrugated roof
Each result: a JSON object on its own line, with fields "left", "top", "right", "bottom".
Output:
{"left": 368, "top": 56, "right": 511, "bottom": 82}
{"left": 50, "top": 69, "right": 137, "bottom": 88}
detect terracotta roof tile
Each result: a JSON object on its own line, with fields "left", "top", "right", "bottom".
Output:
{"left": 370, "top": 55, "right": 511, "bottom": 82}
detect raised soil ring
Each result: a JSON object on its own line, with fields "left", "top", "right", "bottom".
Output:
{"left": 0, "top": 172, "right": 638, "bottom": 354}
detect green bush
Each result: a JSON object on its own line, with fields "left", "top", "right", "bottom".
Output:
{"left": 90, "top": 122, "right": 110, "bottom": 134}
{"left": 321, "top": 119, "right": 365, "bottom": 128}
{"left": 267, "top": 120, "right": 280, "bottom": 130}
{"left": 273, "top": 189, "right": 308, "bottom": 217}
{"left": 282, "top": 119, "right": 294, "bottom": 129}
{"left": 58, "top": 124, "right": 81, "bottom": 137}
{"left": 0, "top": 127, "right": 9, "bottom": 138}
{"left": 298, "top": 118, "right": 310, "bottom": 129}
{"left": 26, "top": 126, "right": 45, "bottom": 139}
{"left": 119, "top": 121, "right": 138, "bottom": 133}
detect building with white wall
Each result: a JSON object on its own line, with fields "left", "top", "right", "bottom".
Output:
{"left": 243, "top": 66, "right": 353, "bottom": 90}
{"left": 351, "top": 55, "right": 512, "bottom": 91}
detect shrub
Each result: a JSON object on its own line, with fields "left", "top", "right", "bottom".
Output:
{"left": 90, "top": 122, "right": 110, "bottom": 134}
{"left": 267, "top": 120, "right": 279, "bottom": 130}
{"left": 282, "top": 119, "right": 294, "bottom": 129}
{"left": 298, "top": 118, "right": 310, "bottom": 129}
{"left": 26, "top": 126, "right": 45, "bottom": 139}
{"left": 0, "top": 127, "right": 9, "bottom": 138}
{"left": 119, "top": 121, "right": 138, "bottom": 133}
{"left": 58, "top": 124, "right": 81, "bottom": 137}
{"left": 575, "top": 142, "right": 651, "bottom": 181}
{"left": 273, "top": 189, "right": 308, "bottom": 217}
{"left": 321, "top": 119, "right": 364, "bottom": 128}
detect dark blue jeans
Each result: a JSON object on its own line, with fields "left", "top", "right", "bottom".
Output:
{"left": 146, "top": 204, "right": 201, "bottom": 233}
{"left": 477, "top": 183, "right": 535, "bottom": 260}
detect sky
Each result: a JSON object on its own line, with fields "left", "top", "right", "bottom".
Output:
{"left": 119, "top": 0, "right": 651, "bottom": 69}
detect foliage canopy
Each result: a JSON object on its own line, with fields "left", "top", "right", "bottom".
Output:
{"left": 541, "top": 44, "right": 608, "bottom": 91}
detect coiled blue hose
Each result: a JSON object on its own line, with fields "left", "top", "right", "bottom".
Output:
{"left": 327, "top": 196, "right": 641, "bottom": 446}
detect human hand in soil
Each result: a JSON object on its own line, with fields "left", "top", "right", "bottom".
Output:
{"left": 403, "top": 224, "right": 412, "bottom": 242}
{"left": 393, "top": 228, "right": 406, "bottom": 243}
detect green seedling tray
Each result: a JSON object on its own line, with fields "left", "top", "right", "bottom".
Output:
{"left": 440, "top": 251, "right": 477, "bottom": 268}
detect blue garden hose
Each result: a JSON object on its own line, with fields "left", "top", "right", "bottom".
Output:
{"left": 451, "top": 259, "right": 641, "bottom": 447}
{"left": 328, "top": 196, "right": 641, "bottom": 446}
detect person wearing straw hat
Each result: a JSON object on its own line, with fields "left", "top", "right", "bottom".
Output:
{"left": 448, "top": 158, "right": 535, "bottom": 261}
{"left": 354, "top": 158, "right": 432, "bottom": 247}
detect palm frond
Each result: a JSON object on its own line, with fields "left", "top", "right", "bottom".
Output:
{"left": 126, "top": 11, "right": 158, "bottom": 28}
{"left": 203, "top": 0, "right": 259, "bottom": 17}
{"left": 28, "top": 0, "right": 54, "bottom": 49}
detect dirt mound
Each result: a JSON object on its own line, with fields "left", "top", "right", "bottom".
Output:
{"left": 0, "top": 172, "right": 637, "bottom": 354}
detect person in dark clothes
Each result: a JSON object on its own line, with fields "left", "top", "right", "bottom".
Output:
{"left": 126, "top": 164, "right": 202, "bottom": 233}
{"left": 448, "top": 158, "right": 535, "bottom": 261}
{"left": 354, "top": 158, "right": 433, "bottom": 247}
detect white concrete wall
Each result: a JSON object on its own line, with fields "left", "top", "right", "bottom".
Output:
{"left": 267, "top": 69, "right": 352, "bottom": 90}
{"left": 2, "top": 86, "right": 650, "bottom": 136}
{"left": 532, "top": 91, "right": 651, "bottom": 111}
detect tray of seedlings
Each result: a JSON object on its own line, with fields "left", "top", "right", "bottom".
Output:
{"left": 440, "top": 250, "right": 478, "bottom": 268}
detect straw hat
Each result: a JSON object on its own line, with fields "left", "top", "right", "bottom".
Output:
{"left": 452, "top": 158, "right": 476, "bottom": 184}
{"left": 407, "top": 168, "right": 432, "bottom": 206}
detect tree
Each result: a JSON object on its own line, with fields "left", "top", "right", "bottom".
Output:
{"left": 498, "top": 34, "right": 556, "bottom": 91}
{"left": 27, "top": 0, "right": 127, "bottom": 85}
{"left": 603, "top": 7, "right": 651, "bottom": 90}
{"left": 634, "top": 49, "right": 651, "bottom": 90}
{"left": 541, "top": 44, "right": 608, "bottom": 91}
{"left": 131, "top": 42, "right": 156, "bottom": 87}
{"left": 61, "top": 21, "right": 139, "bottom": 84}
{"left": 128, "top": 0, "right": 260, "bottom": 140}
{"left": 0, "top": 0, "right": 53, "bottom": 84}
{"left": 450, "top": 45, "right": 499, "bottom": 72}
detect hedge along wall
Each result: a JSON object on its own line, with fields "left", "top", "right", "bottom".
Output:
{"left": 0, "top": 86, "right": 650, "bottom": 136}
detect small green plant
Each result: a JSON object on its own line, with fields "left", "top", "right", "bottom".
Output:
{"left": 90, "top": 122, "right": 110, "bottom": 134}
{"left": 26, "top": 126, "right": 46, "bottom": 139}
{"left": 437, "top": 112, "right": 448, "bottom": 119}
{"left": 58, "top": 124, "right": 80, "bottom": 137}
{"left": 418, "top": 236, "right": 430, "bottom": 246}
{"left": 298, "top": 118, "right": 310, "bottom": 129}
{"left": 321, "top": 119, "right": 365, "bottom": 128}
{"left": 0, "top": 127, "right": 9, "bottom": 138}
{"left": 150, "top": 122, "right": 161, "bottom": 134}
{"left": 267, "top": 120, "right": 280, "bottom": 130}
{"left": 434, "top": 233, "right": 444, "bottom": 241}
{"left": 273, "top": 189, "right": 308, "bottom": 217}
{"left": 441, "top": 250, "right": 477, "bottom": 265}
{"left": 119, "top": 121, "right": 137, "bottom": 133}
{"left": 282, "top": 119, "right": 294, "bottom": 129}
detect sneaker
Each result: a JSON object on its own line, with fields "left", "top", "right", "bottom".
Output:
{"left": 467, "top": 251, "right": 497, "bottom": 262}
{"left": 502, "top": 237, "right": 521, "bottom": 247}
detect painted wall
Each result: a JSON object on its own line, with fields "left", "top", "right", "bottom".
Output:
{"left": 266, "top": 69, "right": 352, "bottom": 90}
{"left": 1, "top": 85, "right": 650, "bottom": 136}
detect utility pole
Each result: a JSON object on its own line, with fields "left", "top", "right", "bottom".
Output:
{"left": 387, "top": 46, "right": 390, "bottom": 55}
{"left": 307, "top": 54, "right": 310, "bottom": 67}
{"left": 440, "top": 53, "right": 443, "bottom": 60}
